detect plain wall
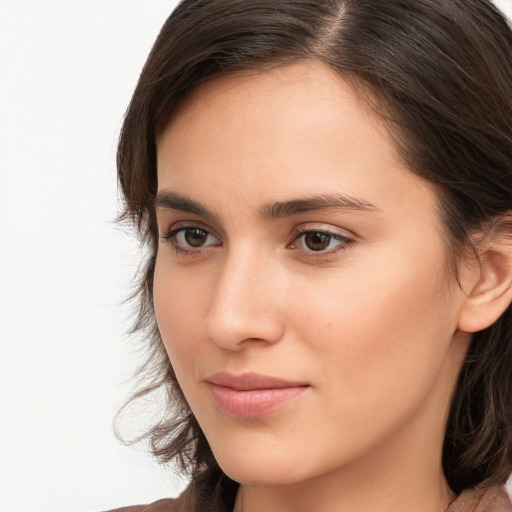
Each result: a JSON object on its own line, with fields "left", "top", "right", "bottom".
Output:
{"left": 0, "top": 2, "right": 183, "bottom": 511}
{"left": 1, "top": 1, "right": 511, "bottom": 511}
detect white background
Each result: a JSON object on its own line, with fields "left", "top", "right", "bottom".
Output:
{"left": 1, "top": 1, "right": 511, "bottom": 511}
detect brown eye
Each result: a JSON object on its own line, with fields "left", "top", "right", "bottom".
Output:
{"left": 162, "top": 225, "right": 221, "bottom": 254}
{"left": 184, "top": 228, "right": 209, "bottom": 247}
{"left": 303, "top": 232, "right": 332, "bottom": 251}
{"left": 290, "top": 228, "right": 353, "bottom": 255}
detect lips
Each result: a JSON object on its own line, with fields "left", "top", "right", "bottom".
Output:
{"left": 205, "top": 372, "right": 310, "bottom": 418}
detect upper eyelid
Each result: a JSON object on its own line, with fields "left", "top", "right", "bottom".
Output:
{"left": 159, "top": 219, "right": 219, "bottom": 235}
{"left": 162, "top": 224, "right": 220, "bottom": 241}
{"left": 158, "top": 220, "right": 356, "bottom": 244}
{"left": 290, "top": 229, "right": 354, "bottom": 246}
{"left": 292, "top": 229, "right": 353, "bottom": 241}
{"left": 290, "top": 223, "right": 356, "bottom": 239}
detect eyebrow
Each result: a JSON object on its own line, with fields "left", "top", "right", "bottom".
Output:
{"left": 155, "top": 190, "right": 380, "bottom": 219}
{"left": 155, "top": 191, "right": 218, "bottom": 218}
{"left": 260, "top": 193, "right": 381, "bottom": 219}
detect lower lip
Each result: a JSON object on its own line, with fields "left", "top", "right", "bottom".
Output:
{"left": 207, "top": 384, "right": 308, "bottom": 419}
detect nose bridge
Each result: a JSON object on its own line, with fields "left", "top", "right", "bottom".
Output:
{"left": 204, "top": 245, "right": 283, "bottom": 349}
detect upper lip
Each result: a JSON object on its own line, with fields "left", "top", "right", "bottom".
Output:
{"left": 205, "top": 371, "right": 309, "bottom": 391}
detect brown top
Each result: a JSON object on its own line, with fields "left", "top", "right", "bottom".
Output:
{"left": 104, "top": 485, "right": 511, "bottom": 512}
{"left": 447, "top": 486, "right": 512, "bottom": 512}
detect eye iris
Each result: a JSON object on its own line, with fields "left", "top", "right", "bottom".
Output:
{"left": 184, "top": 228, "right": 208, "bottom": 247}
{"left": 304, "top": 232, "right": 331, "bottom": 251}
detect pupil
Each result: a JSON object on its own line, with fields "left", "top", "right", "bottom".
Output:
{"left": 305, "top": 232, "right": 330, "bottom": 251}
{"left": 185, "top": 229, "right": 207, "bottom": 247}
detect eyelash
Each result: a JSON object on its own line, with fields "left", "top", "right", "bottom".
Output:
{"left": 159, "top": 225, "right": 355, "bottom": 258}
{"left": 288, "top": 228, "right": 355, "bottom": 257}
{"left": 160, "top": 225, "right": 221, "bottom": 256}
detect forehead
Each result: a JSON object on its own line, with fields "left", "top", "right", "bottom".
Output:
{"left": 165, "top": 61, "right": 368, "bottom": 127}
{"left": 156, "top": 60, "right": 435, "bottom": 224}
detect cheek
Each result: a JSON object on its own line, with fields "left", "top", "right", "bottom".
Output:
{"left": 152, "top": 257, "right": 208, "bottom": 373}
{"left": 288, "top": 246, "right": 458, "bottom": 416}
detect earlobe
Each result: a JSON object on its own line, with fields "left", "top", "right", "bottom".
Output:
{"left": 457, "top": 234, "right": 512, "bottom": 333}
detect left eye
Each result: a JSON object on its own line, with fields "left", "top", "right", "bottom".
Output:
{"left": 162, "top": 226, "right": 221, "bottom": 252}
{"left": 292, "top": 230, "right": 352, "bottom": 252}
{"left": 179, "top": 228, "right": 213, "bottom": 247}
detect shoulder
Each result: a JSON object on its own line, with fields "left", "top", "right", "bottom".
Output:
{"left": 448, "top": 486, "right": 512, "bottom": 512}
{"left": 102, "top": 497, "right": 183, "bottom": 512}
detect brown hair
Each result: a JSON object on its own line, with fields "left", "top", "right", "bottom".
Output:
{"left": 116, "top": 1, "right": 512, "bottom": 510}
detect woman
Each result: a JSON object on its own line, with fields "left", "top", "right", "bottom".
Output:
{"left": 110, "top": 0, "right": 512, "bottom": 511}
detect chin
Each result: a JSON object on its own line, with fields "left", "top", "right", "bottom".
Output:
{"left": 209, "top": 439, "right": 319, "bottom": 486}
{"left": 217, "top": 459, "right": 305, "bottom": 486}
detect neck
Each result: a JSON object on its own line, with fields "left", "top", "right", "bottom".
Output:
{"left": 234, "top": 465, "right": 454, "bottom": 512}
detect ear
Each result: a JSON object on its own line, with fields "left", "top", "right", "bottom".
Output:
{"left": 457, "top": 220, "right": 512, "bottom": 333}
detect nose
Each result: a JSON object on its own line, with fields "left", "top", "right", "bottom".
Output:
{"left": 203, "top": 249, "right": 285, "bottom": 350}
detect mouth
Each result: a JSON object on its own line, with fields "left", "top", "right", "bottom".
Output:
{"left": 205, "top": 372, "right": 310, "bottom": 419}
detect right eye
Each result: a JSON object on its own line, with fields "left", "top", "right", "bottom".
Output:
{"left": 161, "top": 226, "right": 221, "bottom": 254}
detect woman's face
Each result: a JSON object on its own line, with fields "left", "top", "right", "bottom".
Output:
{"left": 154, "top": 61, "right": 471, "bottom": 486}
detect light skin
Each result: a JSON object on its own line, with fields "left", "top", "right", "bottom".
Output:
{"left": 153, "top": 61, "right": 512, "bottom": 512}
